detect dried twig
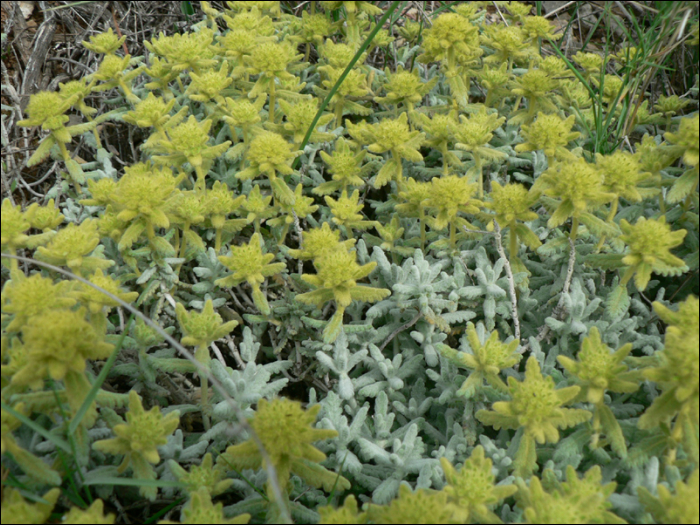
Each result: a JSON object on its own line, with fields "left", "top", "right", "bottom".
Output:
{"left": 492, "top": 222, "right": 521, "bottom": 342}
{"left": 519, "top": 236, "right": 577, "bottom": 353}
{"left": 379, "top": 311, "right": 422, "bottom": 351}
{"left": 19, "top": 6, "right": 57, "bottom": 110}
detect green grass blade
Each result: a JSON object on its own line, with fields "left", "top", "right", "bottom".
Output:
{"left": 68, "top": 313, "right": 135, "bottom": 435}
{"left": 82, "top": 476, "right": 185, "bottom": 489}
{"left": 431, "top": 1, "right": 460, "bottom": 17}
{"left": 293, "top": 1, "right": 402, "bottom": 170}
{"left": 1, "top": 401, "right": 72, "bottom": 454}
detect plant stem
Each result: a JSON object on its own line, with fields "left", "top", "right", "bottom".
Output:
{"left": 268, "top": 77, "right": 276, "bottom": 123}
{"left": 195, "top": 344, "right": 211, "bottom": 431}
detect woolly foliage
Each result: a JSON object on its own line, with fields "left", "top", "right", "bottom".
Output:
{"left": 595, "top": 150, "right": 651, "bottom": 203}
{"left": 34, "top": 219, "right": 112, "bottom": 276}
{"left": 454, "top": 105, "right": 506, "bottom": 153}
{"left": 150, "top": 115, "right": 230, "bottom": 186}
{"left": 395, "top": 178, "right": 431, "bottom": 218}
{"left": 274, "top": 98, "right": 335, "bottom": 146}
{"left": 5, "top": 4, "right": 699, "bottom": 522}
{"left": 663, "top": 113, "right": 699, "bottom": 204}
{"left": 221, "top": 94, "right": 265, "bottom": 131}
{"left": 453, "top": 105, "right": 508, "bottom": 196}
{"left": 58, "top": 499, "right": 116, "bottom": 524}
{"left": 91, "top": 53, "right": 143, "bottom": 103}
{"left": 558, "top": 327, "right": 639, "bottom": 405}
{"left": 484, "top": 181, "right": 541, "bottom": 258}
{"left": 186, "top": 62, "right": 233, "bottom": 103}
{"left": 316, "top": 494, "right": 366, "bottom": 524}
{"left": 1, "top": 272, "right": 75, "bottom": 332}
{"left": 637, "top": 468, "right": 699, "bottom": 525}
{"left": 17, "top": 89, "right": 99, "bottom": 170}
{"left": 24, "top": 198, "right": 64, "bottom": 232}
{"left": 90, "top": 161, "right": 184, "bottom": 254}
{"left": 290, "top": 11, "right": 335, "bottom": 48}
{"left": 122, "top": 92, "right": 176, "bottom": 128}
{"left": 74, "top": 268, "right": 140, "bottom": 314}
{"left": 572, "top": 51, "right": 609, "bottom": 81}
{"left": 82, "top": 27, "right": 126, "bottom": 55}
{"left": 664, "top": 113, "right": 699, "bottom": 167}
{"left": 418, "top": 13, "right": 479, "bottom": 64}
{"left": 144, "top": 28, "right": 218, "bottom": 74}
{"left": 17, "top": 90, "right": 74, "bottom": 132}
{"left": 268, "top": 183, "right": 320, "bottom": 244}
{"left": 481, "top": 25, "right": 533, "bottom": 70}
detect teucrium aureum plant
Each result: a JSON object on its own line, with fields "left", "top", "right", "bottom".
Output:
{"left": 218, "top": 398, "right": 350, "bottom": 520}
{"left": 93, "top": 390, "right": 180, "bottom": 501}
{"left": 638, "top": 296, "right": 699, "bottom": 464}
{"left": 176, "top": 299, "right": 239, "bottom": 430}
{"left": 476, "top": 356, "right": 593, "bottom": 477}
{"left": 439, "top": 322, "right": 521, "bottom": 398}
{"left": 215, "top": 232, "right": 285, "bottom": 316}
{"left": 515, "top": 465, "right": 626, "bottom": 524}
{"left": 440, "top": 445, "right": 518, "bottom": 523}
{"left": 2, "top": 1, "right": 698, "bottom": 523}
{"left": 557, "top": 327, "right": 640, "bottom": 457}
{"left": 236, "top": 130, "right": 302, "bottom": 205}
{"left": 345, "top": 112, "right": 425, "bottom": 189}
{"left": 295, "top": 245, "right": 390, "bottom": 343}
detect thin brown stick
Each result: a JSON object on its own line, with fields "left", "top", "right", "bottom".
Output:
{"left": 111, "top": 3, "right": 130, "bottom": 55}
